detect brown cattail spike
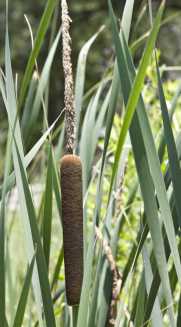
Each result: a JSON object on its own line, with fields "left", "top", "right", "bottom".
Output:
{"left": 60, "top": 154, "right": 83, "bottom": 305}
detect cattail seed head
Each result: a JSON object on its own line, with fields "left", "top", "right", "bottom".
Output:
{"left": 60, "top": 154, "right": 83, "bottom": 305}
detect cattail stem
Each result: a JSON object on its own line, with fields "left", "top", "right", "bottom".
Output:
{"left": 60, "top": 155, "right": 83, "bottom": 305}
{"left": 72, "top": 306, "right": 79, "bottom": 326}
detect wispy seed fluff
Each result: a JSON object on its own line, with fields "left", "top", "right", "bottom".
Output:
{"left": 61, "top": 0, "right": 75, "bottom": 154}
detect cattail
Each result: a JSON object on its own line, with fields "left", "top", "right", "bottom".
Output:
{"left": 60, "top": 154, "right": 83, "bottom": 305}
{"left": 60, "top": 0, "right": 83, "bottom": 305}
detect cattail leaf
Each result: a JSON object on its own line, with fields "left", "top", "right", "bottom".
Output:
{"left": 131, "top": 154, "right": 175, "bottom": 325}
{"left": 108, "top": 0, "right": 164, "bottom": 199}
{"left": 145, "top": 269, "right": 161, "bottom": 324}
{"left": 19, "top": 0, "right": 57, "bottom": 108}
{"left": 144, "top": 213, "right": 181, "bottom": 323}
{"left": 177, "top": 293, "right": 181, "bottom": 326}
{"left": 0, "top": 114, "right": 61, "bottom": 200}
{"left": 0, "top": 130, "right": 12, "bottom": 325}
{"left": 51, "top": 246, "right": 64, "bottom": 291}
{"left": 0, "top": 177, "right": 6, "bottom": 325}
{"left": 134, "top": 275, "right": 146, "bottom": 327}
{"left": 0, "top": 70, "right": 7, "bottom": 107}
{"left": 80, "top": 83, "right": 103, "bottom": 194}
{"left": 21, "top": 73, "right": 38, "bottom": 137}
{"left": 100, "top": 0, "right": 134, "bottom": 181}
{"left": 24, "top": 30, "right": 61, "bottom": 145}
{"left": 13, "top": 139, "right": 56, "bottom": 326}
{"left": 108, "top": 1, "right": 178, "bottom": 324}
{"left": 75, "top": 27, "right": 104, "bottom": 147}
{"left": 121, "top": 0, "right": 134, "bottom": 42}
{"left": 77, "top": 232, "right": 96, "bottom": 327}
{"left": 88, "top": 251, "right": 104, "bottom": 327}
{"left": 52, "top": 153, "right": 62, "bottom": 216}
{"left": 142, "top": 245, "right": 163, "bottom": 326}
{"left": 122, "top": 223, "right": 149, "bottom": 288}
{"left": 92, "top": 89, "right": 111, "bottom": 160}
{"left": 97, "top": 262, "right": 112, "bottom": 327}
{"left": 43, "top": 145, "right": 53, "bottom": 269}
{"left": 5, "top": 26, "right": 43, "bottom": 326}
{"left": 77, "top": 179, "right": 101, "bottom": 326}
{"left": 130, "top": 31, "right": 150, "bottom": 55}
{"left": 156, "top": 56, "right": 181, "bottom": 228}
{"left": 24, "top": 113, "right": 61, "bottom": 168}
{"left": 55, "top": 124, "right": 65, "bottom": 160}
{"left": 121, "top": 26, "right": 181, "bottom": 286}
{"left": 164, "top": 132, "right": 181, "bottom": 190}
{"left": 5, "top": 27, "right": 55, "bottom": 326}
{"left": 13, "top": 255, "right": 36, "bottom": 327}
{"left": 158, "top": 81, "right": 181, "bottom": 162}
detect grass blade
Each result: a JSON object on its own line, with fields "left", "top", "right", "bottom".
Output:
{"left": 75, "top": 27, "right": 104, "bottom": 148}
{"left": 5, "top": 26, "right": 55, "bottom": 325}
{"left": 43, "top": 145, "right": 53, "bottom": 269}
{"left": 24, "top": 30, "right": 61, "bottom": 145}
{"left": 108, "top": 0, "right": 164, "bottom": 199}
{"left": 0, "top": 114, "right": 61, "bottom": 200}
{"left": 156, "top": 56, "right": 181, "bottom": 228}
{"left": 108, "top": 1, "right": 178, "bottom": 324}
{"left": 100, "top": 0, "right": 134, "bottom": 180}
{"left": 13, "top": 255, "right": 36, "bottom": 327}
{"left": 142, "top": 245, "right": 163, "bottom": 326}
{"left": 14, "top": 140, "right": 56, "bottom": 326}
{"left": 19, "top": 0, "right": 57, "bottom": 108}
{"left": 0, "top": 131, "right": 12, "bottom": 325}
{"left": 51, "top": 246, "right": 64, "bottom": 291}
{"left": 158, "top": 81, "right": 181, "bottom": 163}
{"left": 119, "top": 11, "right": 181, "bottom": 306}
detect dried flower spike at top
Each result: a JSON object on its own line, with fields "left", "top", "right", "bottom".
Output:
{"left": 61, "top": 0, "right": 75, "bottom": 154}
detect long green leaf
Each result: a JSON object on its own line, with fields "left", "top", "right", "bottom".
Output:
{"left": 125, "top": 43, "right": 181, "bottom": 282}
{"left": 5, "top": 28, "right": 55, "bottom": 326}
{"left": 24, "top": 30, "right": 61, "bottom": 144}
{"left": 13, "top": 255, "right": 36, "bottom": 327}
{"left": 0, "top": 114, "right": 61, "bottom": 200}
{"left": 77, "top": 231, "right": 97, "bottom": 326}
{"left": 75, "top": 27, "right": 104, "bottom": 148}
{"left": 43, "top": 145, "right": 53, "bottom": 269}
{"left": 0, "top": 131, "right": 12, "bottom": 325}
{"left": 120, "top": 6, "right": 181, "bottom": 298}
{"left": 156, "top": 56, "right": 181, "bottom": 228}
{"left": 158, "top": 81, "right": 181, "bottom": 162}
{"left": 51, "top": 247, "right": 64, "bottom": 291}
{"left": 80, "top": 83, "right": 104, "bottom": 193}
{"left": 108, "top": 1, "right": 179, "bottom": 324}
{"left": 108, "top": 0, "right": 164, "bottom": 199}
{"left": 134, "top": 275, "right": 146, "bottom": 327}
{"left": 14, "top": 140, "right": 56, "bottom": 326}
{"left": 19, "top": 0, "right": 57, "bottom": 108}
{"left": 142, "top": 245, "right": 163, "bottom": 326}
{"left": 100, "top": 0, "right": 134, "bottom": 180}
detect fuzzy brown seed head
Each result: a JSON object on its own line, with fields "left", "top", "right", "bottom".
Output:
{"left": 60, "top": 155, "right": 83, "bottom": 305}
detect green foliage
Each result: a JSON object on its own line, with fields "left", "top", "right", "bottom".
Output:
{"left": 1, "top": 0, "right": 181, "bottom": 326}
